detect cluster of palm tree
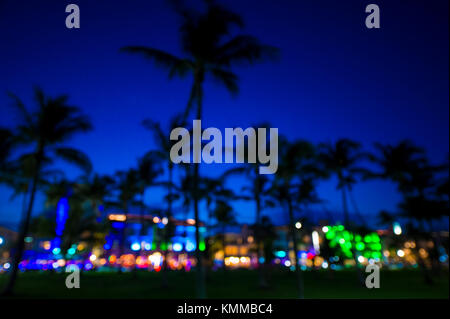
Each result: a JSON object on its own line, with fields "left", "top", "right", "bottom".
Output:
{"left": 0, "top": 0, "right": 448, "bottom": 299}
{"left": 0, "top": 87, "right": 93, "bottom": 295}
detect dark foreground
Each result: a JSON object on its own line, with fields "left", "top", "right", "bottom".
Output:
{"left": 0, "top": 269, "right": 448, "bottom": 299}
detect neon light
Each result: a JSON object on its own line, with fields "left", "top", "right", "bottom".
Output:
{"left": 185, "top": 241, "right": 195, "bottom": 252}
{"left": 173, "top": 243, "right": 182, "bottom": 252}
{"left": 55, "top": 197, "right": 69, "bottom": 237}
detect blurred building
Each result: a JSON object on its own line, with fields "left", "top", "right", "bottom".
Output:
{"left": 0, "top": 224, "right": 17, "bottom": 262}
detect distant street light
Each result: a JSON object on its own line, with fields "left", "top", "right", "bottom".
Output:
{"left": 393, "top": 222, "right": 402, "bottom": 235}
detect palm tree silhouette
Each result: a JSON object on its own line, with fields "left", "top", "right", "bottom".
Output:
{"left": 4, "top": 151, "right": 64, "bottom": 228}
{"left": 258, "top": 216, "right": 277, "bottom": 275}
{"left": 369, "top": 140, "right": 427, "bottom": 192}
{"left": 121, "top": 1, "right": 278, "bottom": 297}
{"left": 114, "top": 168, "right": 140, "bottom": 272}
{"left": 319, "top": 139, "right": 368, "bottom": 227}
{"left": 222, "top": 122, "right": 274, "bottom": 288}
{"left": 0, "top": 128, "right": 15, "bottom": 181}
{"left": 371, "top": 141, "right": 448, "bottom": 283}
{"left": 224, "top": 166, "right": 272, "bottom": 287}
{"left": 269, "top": 138, "right": 324, "bottom": 298}
{"left": 132, "top": 155, "right": 163, "bottom": 277}
{"left": 44, "top": 179, "right": 88, "bottom": 257}
{"left": 2, "top": 88, "right": 92, "bottom": 295}
{"left": 78, "top": 174, "right": 115, "bottom": 218}
{"left": 319, "top": 139, "right": 368, "bottom": 284}
{"left": 198, "top": 175, "right": 236, "bottom": 273}
{"left": 142, "top": 115, "right": 184, "bottom": 286}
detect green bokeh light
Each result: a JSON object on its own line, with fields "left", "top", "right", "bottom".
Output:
{"left": 323, "top": 225, "right": 381, "bottom": 260}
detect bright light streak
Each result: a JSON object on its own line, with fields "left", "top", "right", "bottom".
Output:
{"left": 108, "top": 214, "right": 126, "bottom": 222}
{"left": 312, "top": 231, "right": 320, "bottom": 254}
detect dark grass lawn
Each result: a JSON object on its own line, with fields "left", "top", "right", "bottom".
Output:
{"left": 0, "top": 268, "right": 448, "bottom": 299}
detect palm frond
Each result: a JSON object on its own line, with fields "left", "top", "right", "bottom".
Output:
{"left": 53, "top": 147, "right": 92, "bottom": 173}
{"left": 209, "top": 67, "right": 239, "bottom": 95}
{"left": 216, "top": 35, "right": 279, "bottom": 66}
{"left": 120, "top": 46, "right": 189, "bottom": 78}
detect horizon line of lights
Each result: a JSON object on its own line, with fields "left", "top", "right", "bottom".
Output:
{"left": 130, "top": 240, "right": 203, "bottom": 252}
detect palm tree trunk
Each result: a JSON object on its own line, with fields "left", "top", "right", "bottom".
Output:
{"left": 414, "top": 221, "right": 434, "bottom": 285}
{"left": 133, "top": 190, "right": 146, "bottom": 278}
{"left": 161, "top": 164, "right": 173, "bottom": 288}
{"left": 193, "top": 72, "right": 206, "bottom": 298}
{"left": 118, "top": 208, "right": 127, "bottom": 274}
{"left": 287, "top": 200, "right": 304, "bottom": 299}
{"left": 221, "top": 225, "right": 227, "bottom": 274}
{"left": 427, "top": 220, "right": 442, "bottom": 275}
{"left": 2, "top": 150, "right": 43, "bottom": 296}
{"left": 193, "top": 161, "right": 206, "bottom": 298}
{"left": 341, "top": 186, "right": 364, "bottom": 285}
{"left": 255, "top": 187, "right": 268, "bottom": 288}
{"left": 412, "top": 240, "right": 434, "bottom": 285}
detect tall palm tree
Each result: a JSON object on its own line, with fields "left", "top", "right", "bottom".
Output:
{"left": 319, "top": 139, "right": 369, "bottom": 283}
{"left": 76, "top": 174, "right": 115, "bottom": 267}
{"left": 2, "top": 88, "right": 92, "bottom": 296}
{"left": 137, "top": 156, "right": 162, "bottom": 228}
{"left": 198, "top": 175, "right": 236, "bottom": 273}
{"left": 121, "top": 1, "right": 278, "bottom": 297}
{"left": 222, "top": 123, "right": 273, "bottom": 287}
{"left": 370, "top": 141, "right": 447, "bottom": 224}
{"left": 78, "top": 174, "right": 115, "bottom": 218}
{"left": 133, "top": 155, "right": 162, "bottom": 276}
{"left": 43, "top": 179, "right": 101, "bottom": 257}
{"left": 370, "top": 141, "right": 447, "bottom": 283}
{"left": 4, "top": 152, "right": 64, "bottom": 227}
{"left": 258, "top": 215, "right": 277, "bottom": 270}
{"left": 269, "top": 138, "right": 324, "bottom": 299}
{"left": 114, "top": 168, "right": 140, "bottom": 272}
{"left": 224, "top": 167, "right": 272, "bottom": 286}
{"left": 319, "top": 139, "right": 368, "bottom": 227}
{"left": 142, "top": 116, "right": 184, "bottom": 286}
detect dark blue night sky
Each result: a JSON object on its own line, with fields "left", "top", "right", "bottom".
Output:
{"left": 0, "top": 0, "right": 448, "bottom": 228}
